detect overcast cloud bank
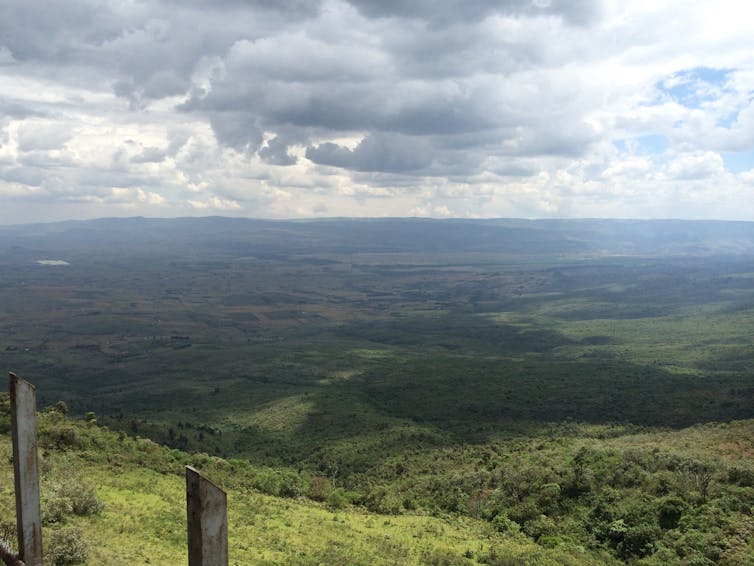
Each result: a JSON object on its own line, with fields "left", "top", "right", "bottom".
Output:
{"left": 1, "top": 0, "right": 753, "bottom": 223}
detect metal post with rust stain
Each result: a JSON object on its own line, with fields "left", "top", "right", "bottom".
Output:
{"left": 9, "top": 373, "right": 42, "bottom": 566}
{"left": 186, "top": 466, "right": 228, "bottom": 566}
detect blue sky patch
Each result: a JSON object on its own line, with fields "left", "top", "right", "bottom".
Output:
{"left": 722, "top": 149, "right": 754, "bottom": 173}
{"left": 614, "top": 135, "right": 669, "bottom": 156}
{"left": 658, "top": 67, "right": 733, "bottom": 109}
{"left": 636, "top": 134, "right": 668, "bottom": 154}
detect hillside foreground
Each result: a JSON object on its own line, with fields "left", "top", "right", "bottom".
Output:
{"left": 1, "top": 400, "right": 754, "bottom": 565}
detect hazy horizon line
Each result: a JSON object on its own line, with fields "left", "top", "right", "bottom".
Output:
{"left": 4, "top": 214, "right": 754, "bottom": 229}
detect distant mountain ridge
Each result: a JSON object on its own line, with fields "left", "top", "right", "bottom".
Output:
{"left": 2, "top": 216, "right": 754, "bottom": 258}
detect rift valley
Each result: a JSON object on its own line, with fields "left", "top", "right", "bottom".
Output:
{"left": 1, "top": 217, "right": 754, "bottom": 564}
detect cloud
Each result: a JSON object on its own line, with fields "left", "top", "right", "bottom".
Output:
{"left": 0, "top": 97, "right": 41, "bottom": 119}
{"left": 16, "top": 122, "right": 72, "bottom": 152}
{"left": 307, "top": 134, "right": 433, "bottom": 172}
{"left": 0, "top": 46, "right": 15, "bottom": 64}
{"left": 110, "top": 187, "right": 167, "bottom": 206}
{"left": 666, "top": 152, "right": 725, "bottom": 181}
{"left": 602, "top": 157, "right": 652, "bottom": 180}
{"left": 740, "top": 169, "right": 754, "bottom": 185}
{"left": 188, "top": 196, "right": 242, "bottom": 210}
{"left": 208, "top": 112, "right": 264, "bottom": 153}
{"left": 130, "top": 147, "right": 167, "bottom": 164}
{"left": 2, "top": 166, "right": 46, "bottom": 186}
{"left": 259, "top": 136, "right": 297, "bottom": 166}
{"left": 1, "top": 0, "right": 754, "bottom": 223}
{"left": 345, "top": 0, "right": 602, "bottom": 26}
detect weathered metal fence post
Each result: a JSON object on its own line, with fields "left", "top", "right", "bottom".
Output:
{"left": 9, "top": 373, "right": 42, "bottom": 566}
{"left": 186, "top": 465, "right": 228, "bottom": 566}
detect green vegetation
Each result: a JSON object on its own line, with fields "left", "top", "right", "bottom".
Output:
{"left": 1, "top": 217, "right": 754, "bottom": 563}
{"left": 2, "top": 399, "right": 754, "bottom": 564}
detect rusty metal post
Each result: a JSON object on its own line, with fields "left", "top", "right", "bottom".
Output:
{"left": 186, "top": 466, "right": 228, "bottom": 566}
{"left": 9, "top": 373, "right": 42, "bottom": 566}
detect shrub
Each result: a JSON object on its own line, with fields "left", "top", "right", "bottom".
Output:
{"left": 306, "top": 476, "right": 333, "bottom": 501}
{"left": 277, "top": 470, "right": 306, "bottom": 497}
{"left": 69, "top": 479, "right": 105, "bottom": 516}
{"left": 0, "top": 520, "right": 17, "bottom": 547}
{"left": 255, "top": 469, "right": 305, "bottom": 497}
{"left": 46, "top": 527, "right": 89, "bottom": 565}
{"left": 420, "top": 548, "right": 468, "bottom": 566}
{"left": 617, "top": 523, "right": 661, "bottom": 558}
{"left": 507, "top": 499, "right": 541, "bottom": 526}
{"left": 491, "top": 514, "right": 520, "bottom": 534}
{"left": 42, "top": 425, "right": 82, "bottom": 450}
{"left": 327, "top": 488, "right": 350, "bottom": 509}
{"left": 50, "top": 401, "right": 69, "bottom": 415}
{"left": 728, "top": 467, "right": 754, "bottom": 487}
{"left": 523, "top": 514, "right": 557, "bottom": 542}
{"left": 657, "top": 496, "right": 686, "bottom": 529}
{"left": 363, "top": 487, "right": 402, "bottom": 514}
{"left": 42, "top": 491, "right": 74, "bottom": 525}
{"left": 42, "top": 476, "right": 104, "bottom": 525}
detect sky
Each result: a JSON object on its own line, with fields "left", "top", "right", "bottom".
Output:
{"left": 1, "top": 0, "right": 754, "bottom": 224}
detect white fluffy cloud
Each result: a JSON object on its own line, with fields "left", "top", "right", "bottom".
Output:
{"left": 1, "top": 0, "right": 754, "bottom": 223}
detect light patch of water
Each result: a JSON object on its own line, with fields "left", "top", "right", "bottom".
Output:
{"left": 36, "top": 259, "right": 70, "bottom": 266}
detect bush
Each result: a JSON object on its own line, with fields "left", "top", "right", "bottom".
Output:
{"left": 491, "top": 514, "right": 520, "bottom": 534}
{"left": 49, "top": 401, "right": 69, "bottom": 415}
{"left": 307, "top": 476, "right": 333, "bottom": 501}
{"left": 42, "top": 476, "right": 104, "bottom": 524}
{"left": 657, "top": 496, "right": 686, "bottom": 529}
{"left": 42, "top": 492, "right": 74, "bottom": 525}
{"left": 617, "top": 523, "right": 661, "bottom": 558}
{"left": 327, "top": 487, "right": 350, "bottom": 509}
{"left": 278, "top": 470, "right": 306, "bottom": 497}
{"left": 420, "top": 548, "right": 468, "bottom": 566}
{"left": 507, "top": 499, "right": 541, "bottom": 526}
{"left": 69, "top": 479, "right": 105, "bottom": 516}
{"left": 728, "top": 467, "right": 754, "bottom": 487}
{"left": 255, "top": 469, "right": 305, "bottom": 497}
{"left": 46, "top": 527, "right": 89, "bottom": 565}
{"left": 523, "top": 514, "right": 557, "bottom": 542}
{"left": 41, "top": 426, "right": 82, "bottom": 450}
{"left": 363, "top": 487, "right": 402, "bottom": 514}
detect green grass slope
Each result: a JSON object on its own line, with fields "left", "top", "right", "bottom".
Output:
{"left": 0, "top": 399, "right": 610, "bottom": 565}
{"left": 2, "top": 399, "right": 754, "bottom": 564}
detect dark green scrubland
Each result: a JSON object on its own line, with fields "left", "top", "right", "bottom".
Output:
{"left": 1, "top": 217, "right": 754, "bottom": 564}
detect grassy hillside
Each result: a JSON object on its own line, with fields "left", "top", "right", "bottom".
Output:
{"left": 0, "top": 400, "right": 611, "bottom": 565}
{"left": 2, "top": 400, "right": 754, "bottom": 564}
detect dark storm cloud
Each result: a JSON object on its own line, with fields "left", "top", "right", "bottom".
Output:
{"left": 0, "top": 0, "right": 311, "bottom": 98}
{"left": 345, "top": 0, "right": 601, "bottom": 26}
{"left": 0, "top": 0, "right": 123, "bottom": 62}
{"left": 1, "top": 0, "right": 603, "bottom": 180}
{"left": 259, "top": 136, "right": 298, "bottom": 166}
{"left": 162, "top": 0, "right": 323, "bottom": 17}
{"left": 306, "top": 134, "right": 434, "bottom": 172}
{"left": 209, "top": 112, "right": 264, "bottom": 153}
{"left": 174, "top": 0, "right": 603, "bottom": 174}
{"left": 189, "top": 75, "right": 499, "bottom": 139}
